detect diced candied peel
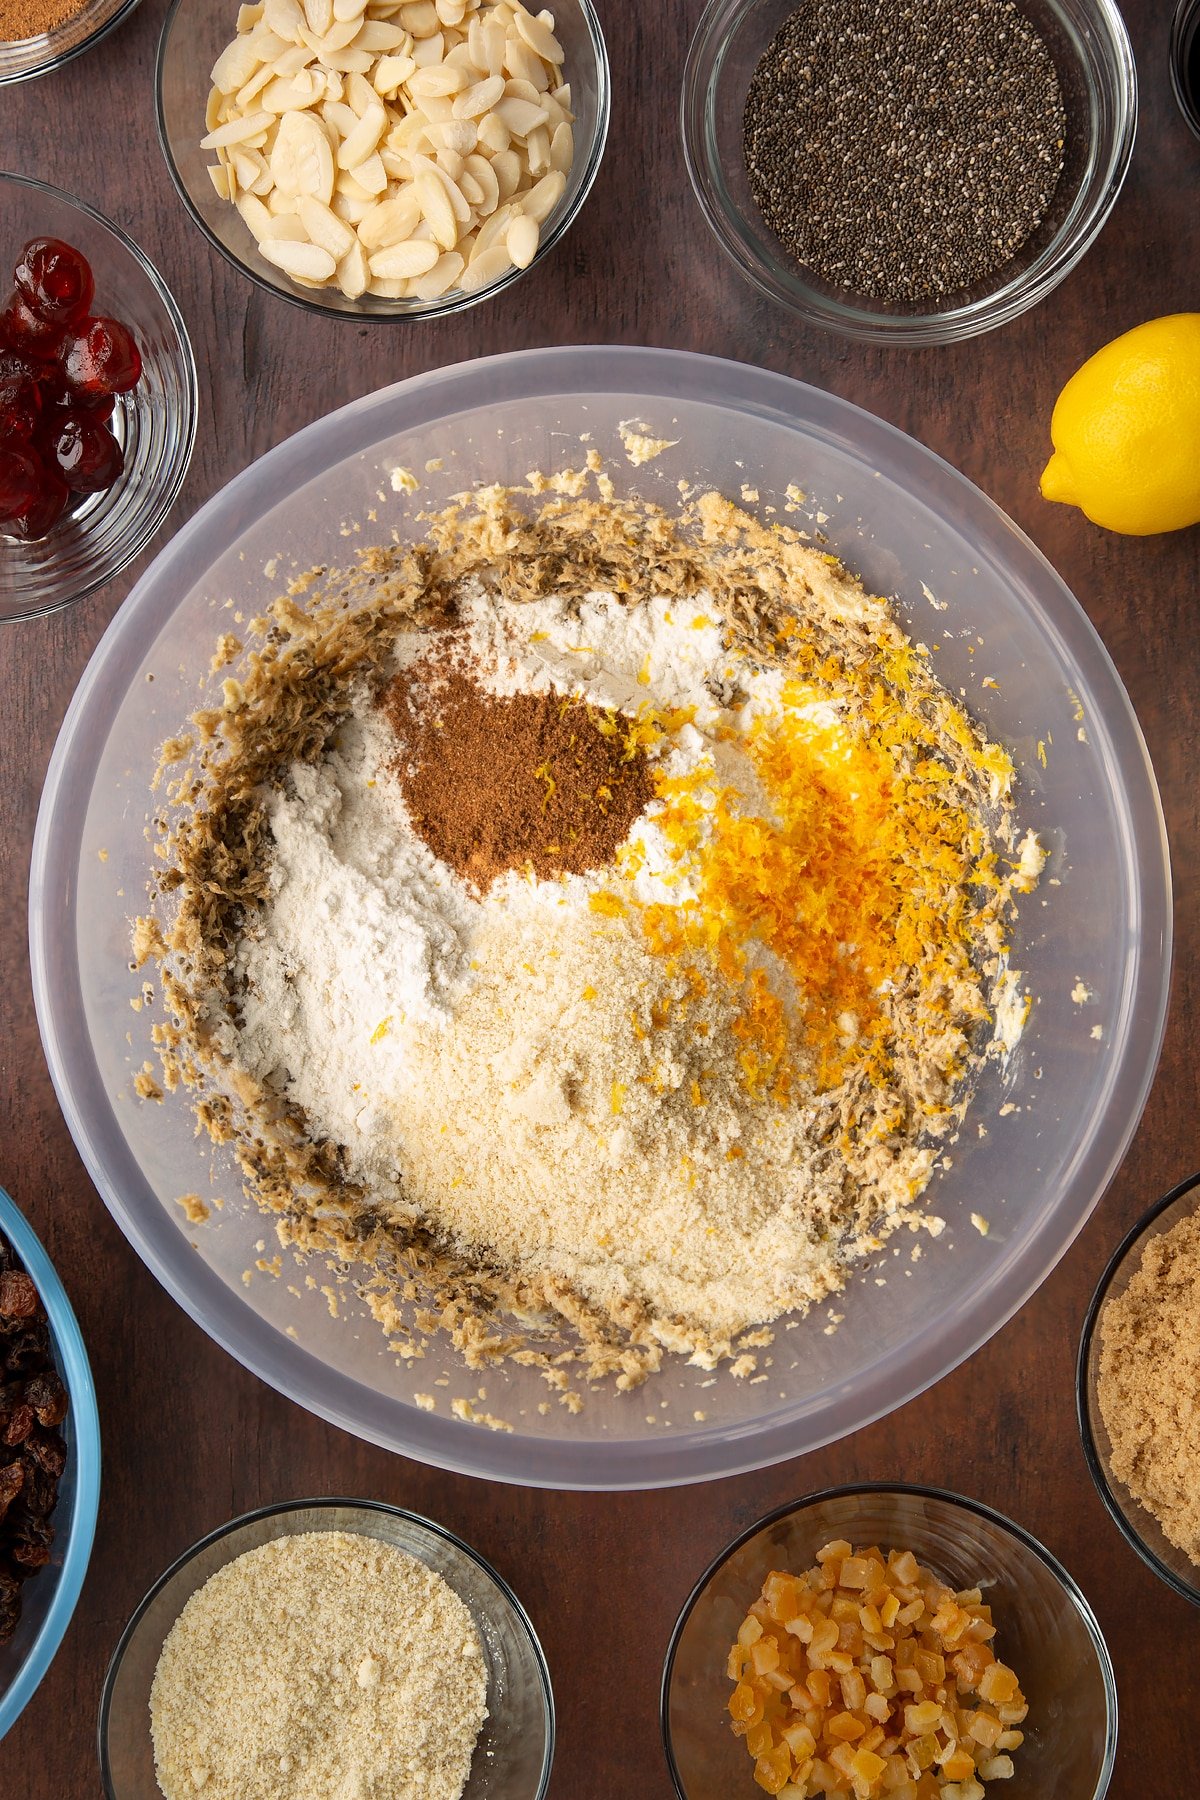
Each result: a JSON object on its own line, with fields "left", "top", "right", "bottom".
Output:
{"left": 725, "top": 1542, "right": 1028, "bottom": 1798}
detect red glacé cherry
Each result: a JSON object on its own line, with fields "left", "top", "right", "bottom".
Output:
{"left": 0, "top": 348, "right": 43, "bottom": 414}
{"left": 0, "top": 290, "right": 65, "bottom": 356}
{"left": 0, "top": 447, "right": 44, "bottom": 523}
{"left": 59, "top": 317, "right": 142, "bottom": 398}
{"left": 42, "top": 411, "right": 124, "bottom": 493}
{"left": 0, "top": 398, "right": 38, "bottom": 442}
{"left": 2, "top": 238, "right": 139, "bottom": 540}
{"left": 14, "top": 238, "right": 95, "bottom": 328}
{"left": 6, "top": 469, "right": 69, "bottom": 540}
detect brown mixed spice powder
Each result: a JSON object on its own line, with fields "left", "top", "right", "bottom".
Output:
{"left": 379, "top": 647, "right": 655, "bottom": 889}
{"left": 1096, "top": 1209, "right": 1200, "bottom": 1567}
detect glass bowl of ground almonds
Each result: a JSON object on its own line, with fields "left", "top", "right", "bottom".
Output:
{"left": 662, "top": 1485, "right": 1118, "bottom": 1800}
{"left": 1078, "top": 1171, "right": 1200, "bottom": 1607}
{"left": 99, "top": 1498, "right": 554, "bottom": 1800}
{"left": 681, "top": 0, "right": 1137, "bottom": 343}
{"left": 30, "top": 345, "right": 1172, "bottom": 1490}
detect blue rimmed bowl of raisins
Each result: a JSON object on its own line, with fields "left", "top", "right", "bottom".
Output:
{"left": 0, "top": 1183, "right": 100, "bottom": 1741}
{"left": 0, "top": 172, "right": 197, "bottom": 623}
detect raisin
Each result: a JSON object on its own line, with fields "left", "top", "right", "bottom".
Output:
{"left": 0, "top": 1570, "right": 20, "bottom": 1645}
{"left": 3, "top": 1322, "right": 51, "bottom": 1372}
{"left": 9, "top": 1518, "right": 53, "bottom": 1570}
{"left": 0, "top": 1461, "right": 24, "bottom": 1525}
{"left": 22, "top": 1370, "right": 68, "bottom": 1428}
{"left": 1, "top": 1406, "right": 33, "bottom": 1448}
{"left": 16, "top": 1457, "right": 56, "bottom": 1518}
{"left": 23, "top": 1431, "right": 66, "bottom": 1480}
{"left": 0, "top": 1272, "right": 39, "bottom": 1323}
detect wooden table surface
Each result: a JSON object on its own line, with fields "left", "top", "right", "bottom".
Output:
{"left": 2, "top": 1, "right": 1198, "bottom": 1793}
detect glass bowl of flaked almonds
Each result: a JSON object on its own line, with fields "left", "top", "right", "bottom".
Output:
{"left": 99, "top": 1497, "right": 554, "bottom": 1800}
{"left": 662, "top": 1485, "right": 1118, "bottom": 1800}
{"left": 154, "top": 0, "right": 609, "bottom": 319}
{"left": 1078, "top": 1170, "right": 1200, "bottom": 1608}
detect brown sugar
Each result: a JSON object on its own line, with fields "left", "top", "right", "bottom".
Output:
{"left": 1096, "top": 1209, "right": 1200, "bottom": 1567}
{"left": 378, "top": 647, "right": 655, "bottom": 889}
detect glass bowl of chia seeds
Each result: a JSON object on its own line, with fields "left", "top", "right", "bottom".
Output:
{"left": 681, "top": 0, "right": 1137, "bottom": 343}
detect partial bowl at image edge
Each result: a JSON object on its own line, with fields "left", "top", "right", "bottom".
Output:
{"left": 0, "top": 0, "right": 143, "bottom": 88}
{"left": 0, "top": 1185, "right": 101, "bottom": 1743}
{"left": 1077, "top": 1169, "right": 1200, "bottom": 1608}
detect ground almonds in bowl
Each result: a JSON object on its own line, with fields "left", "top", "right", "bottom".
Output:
{"left": 150, "top": 1530, "right": 487, "bottom": 1800}
{"left": 131, "top": 470, "right": 1045, "bottom": 1400}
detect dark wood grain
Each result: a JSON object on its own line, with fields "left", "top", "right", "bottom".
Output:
{"left": 2, "top": 3, "right": 1198, "bottom": 1794}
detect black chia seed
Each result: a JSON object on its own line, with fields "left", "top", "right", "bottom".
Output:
{"left": 742, "top": 0, "right": 1068, "bottom": 303}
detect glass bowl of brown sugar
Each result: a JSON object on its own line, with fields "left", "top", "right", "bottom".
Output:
{"left": 0, "top": 0, "right": 142, "bottom": 86}
{"left": 1078, "top": 1170, "right": 1200, "bottom": 1608}
{"left": 681, "top": 0, "right": 1138, "bottom": 344}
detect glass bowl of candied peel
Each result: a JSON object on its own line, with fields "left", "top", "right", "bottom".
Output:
{"left": 0, "top": 173, "right": 197, "bottom": 622}
{"left": 662, "top": 1484, "right": 1117, "bottom": 1800}
{"left": 0, "top": 1183, "right": 100, "bottom": 1742}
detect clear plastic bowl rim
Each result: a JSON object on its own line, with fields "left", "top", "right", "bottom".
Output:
{"left": 659, "top": 1480, "right": 1119, "bottom": 1800}
{"left": 1076, "top": 1168, "right": 1200, "bottom": 1609}
{"left": 0, "top": 1184, "right": 102, "bottom": 1742}
{"left": 29, "top": 343, "right": 1173, "bottom": 1491}
{"left": 96, "top": 1494, "right": 556, "bottom": 1800}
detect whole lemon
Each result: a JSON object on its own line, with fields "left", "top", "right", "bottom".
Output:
{"left": 1040, "top": 313, "right": 1200, "bottom": 535}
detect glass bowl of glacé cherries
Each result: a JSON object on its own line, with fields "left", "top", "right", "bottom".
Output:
{"left": 0, "top": 172, "right": 196, "bottom": 623}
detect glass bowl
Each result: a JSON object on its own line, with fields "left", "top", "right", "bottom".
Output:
{"left": 681, "top": 0, "right": 1137, "bottom": 344}
{"left": 0, "top": 0, "right": 141, "bottom": 87}
{"left": 1171, "top": 0, "right": 1200, "bottom": 139}
{"left": 155, "top": 0, "right": 609, "bottom": 322}
{"left": 0, "top": 1183, "right": 101, "bottom": 1741}
{"left": 661, "top": 1484, "right": 1118, "bottom": 1799}
{"left": 1077, "top": 1170, "right": 1200, "bottom": 1608}
{"left": 0, "top": 173, "right": 198, "bottom": 624}
{"left": 98, "top": 1497, "right": 554, "bottom": 1799}
{"left": 29, "top": 345, "right": 1171, "bottom": 1491}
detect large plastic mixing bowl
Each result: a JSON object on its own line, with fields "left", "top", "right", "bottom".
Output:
{"left": 29, "top": 347, "right": 1171, "bottom": 1490}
